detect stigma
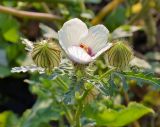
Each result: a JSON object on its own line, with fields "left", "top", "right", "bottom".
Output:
{"left": 80, "top": 43, "right": 93, "bottom": 56}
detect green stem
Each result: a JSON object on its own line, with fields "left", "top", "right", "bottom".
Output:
{"left": 75, "top": 101, "right": 83, "bottom": 127}
{"left": 74, "top": 90, "right": 90, "bottom": 127}
{"left": 73, "top": 64, "right": 90, "bottom": 127}
{"left": 99, "top": 68, "right": 116, "bottom": 80}
{"left": 62, "top": 103, "right": 74, "bottom": 125}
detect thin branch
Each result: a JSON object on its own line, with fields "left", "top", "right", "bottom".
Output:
{"left": 91, "top": 0, "right": 124, "bottom": 25}
{"left": 0, "top": 5, "right": 61, "bottom": 21}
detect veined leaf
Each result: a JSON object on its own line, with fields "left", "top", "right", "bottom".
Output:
{"left": 85, "top": 102, "right": 154, "bottom": 127}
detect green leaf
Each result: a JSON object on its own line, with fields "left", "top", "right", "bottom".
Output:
{"left": 115, "top": 73, "right": 129, "bottom": 91}
{"left": 119, "top": 71, "right": 160, "bottom": 88}
{"left": 3, "top": 27, "right": 19, "bottom": 42}
{"left": 0, "top": 14, "right": 19, "bottom": 43}
{"left": 11, "top": 65, "right": 44, "bottom": 73}
{"left": 85, "top": 102, "right": 154, "bottom": 127}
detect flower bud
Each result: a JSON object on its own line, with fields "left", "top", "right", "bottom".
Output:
{"left": 31, "top": 40, "right": 61, "bottom": 70}
{"left": 106, "top": 41, "right": 133, "bottom": 70}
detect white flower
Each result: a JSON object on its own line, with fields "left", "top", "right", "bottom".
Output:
{"left": 58, "top": 18, "right": 112, "bottom": 64}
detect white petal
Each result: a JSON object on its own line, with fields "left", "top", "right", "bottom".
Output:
{"left": 58, "top": 18, "right": 88, "bottom": 51}
{"left": 67, "top": 46, "right": 92, "bottom": 64}
{"left": 81, "top": 25, "right": 109, "bottom": 54}
{"left": 92, "top": 43, "right": 112, "bottom": 59}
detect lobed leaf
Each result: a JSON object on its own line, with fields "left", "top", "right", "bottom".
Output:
{"left": 119, "top": 71, "right": 160, "bottom": 88}
{"left": 11, "top": 65, "right": 45, "bottom": 73}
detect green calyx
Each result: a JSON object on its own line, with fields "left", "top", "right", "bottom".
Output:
{"left": 106, "top": 41, "right": 133, "bottom": 70}
{"left": 31, "top": 40, "right": 61, "bottom": 71}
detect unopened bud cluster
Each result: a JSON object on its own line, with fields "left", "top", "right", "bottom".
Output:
{"left": 106, "top": 41, "right": 133, "bottom": 70}
{"left": 31, "top": 40, "right": 61, "bottom": 70}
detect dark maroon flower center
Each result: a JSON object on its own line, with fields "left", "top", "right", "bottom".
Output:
{"left": 79, "top": 43, "right": 93, "bottom": 56}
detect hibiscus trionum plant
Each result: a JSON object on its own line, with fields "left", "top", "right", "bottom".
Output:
{"left": 12, "top": 18, "right": 160, "bottom": 127}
